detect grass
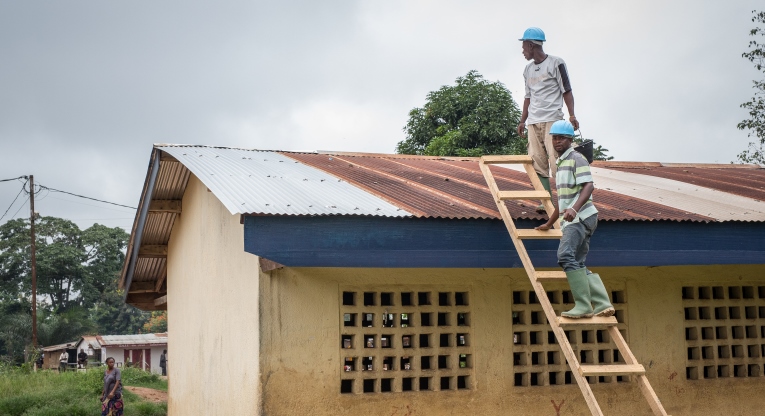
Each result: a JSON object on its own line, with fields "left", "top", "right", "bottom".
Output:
{"left": 0, "top": 366, "right": 167, "bottom": 416}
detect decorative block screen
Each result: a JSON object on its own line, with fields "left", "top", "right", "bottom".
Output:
{"left": 683, "top": 285, "right": 765, "bottom": 380}
{"left": 511, "top": 286, "right": 629, "bottom": 386}
{"left": 340, "top": 289, "right": 473, "bottom": 394}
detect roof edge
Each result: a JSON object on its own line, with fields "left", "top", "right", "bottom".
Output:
{"left": 593, "top": 161, "right": 762, "bottom": 169}
{"left": 153, "top": 144, "right": 762, "bottom": 169}
{"left": 119, "top": 149, "right": 161, "bottom": 292}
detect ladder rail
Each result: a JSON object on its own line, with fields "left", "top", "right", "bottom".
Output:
{"left": 480, "top": 162, "right": 605, "bottom": 416}
{"left": 479, "top": 156, "right": 669, "bottom": 416}
{"left": 609, "top": 327, "right": 669, "bottom": 416}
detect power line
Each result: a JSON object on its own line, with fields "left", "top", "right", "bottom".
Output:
{"left": 43, "top": 195, "right": 133, "bottom": 213}
{"left": 38, "top": 185, "right": 137, "bottom": 210}
{"left": 0, "top": 176, "right": 26, "bottom": 183}
{"left": 10, "top": 198, "right": 28, "bottom": 220}
{"left": 0, "top": 180, "right": 28, "bottom": 222}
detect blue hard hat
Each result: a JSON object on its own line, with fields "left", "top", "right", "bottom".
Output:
{"left": 519, "top": 27, "right": 546, "bottom": 42}
{"left": 549, "top": 120, "right": 575, "bottom": 137}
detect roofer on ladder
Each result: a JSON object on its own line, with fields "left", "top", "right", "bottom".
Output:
{"left": 516, "top": 27, "right": 578, "bottom": 213}
{"left": 534, "top": 121, "right": 613, "bottom": 319}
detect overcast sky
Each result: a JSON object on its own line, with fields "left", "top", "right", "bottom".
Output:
{"left": 0, "top": 0, "right": 761, "bottom": 232}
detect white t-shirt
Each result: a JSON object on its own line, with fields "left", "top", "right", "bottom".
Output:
{"left": 523, "top": 54, "right": 572, "bottom": 125}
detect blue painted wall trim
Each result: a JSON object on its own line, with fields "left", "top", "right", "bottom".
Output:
{"left": 243, "top": 216, "right": 765, "bottom": 268}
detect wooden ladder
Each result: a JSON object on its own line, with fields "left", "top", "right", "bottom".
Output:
{"left": 479, "top": 155, "right": 669, "bottom": 416}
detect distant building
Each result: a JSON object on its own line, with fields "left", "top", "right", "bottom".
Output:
{"left": 121, "top": 145, "right": 765, "bottom": 415}
{"left": 40, "top": 343, "right": 74, "bottom": 370}
{"left": 72, "top": 335, "right": 102, "bottom": 365}
{"left": 87, "top": 333, "right": 167, "bottom": 373}
{"left": 39, "top": 333, "right": 167, "bottom": 373}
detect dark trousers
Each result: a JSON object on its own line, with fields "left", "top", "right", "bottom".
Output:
{"left": 557, "top": 213, "right": 598, "bottom": 272}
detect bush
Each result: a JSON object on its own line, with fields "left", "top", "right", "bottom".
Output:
{"left": 121, "top": 367, "right": 161, "bottom": 386}
{"left": 0, "top": 368, "right": 166, "bottom": 415}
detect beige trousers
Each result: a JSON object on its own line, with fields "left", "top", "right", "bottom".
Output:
{"left": 527, "top": 120, "right": 561, "bottom": 178}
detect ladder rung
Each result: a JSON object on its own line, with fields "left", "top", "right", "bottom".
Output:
{"left": 516, "top": 229, "right": 562, "bottom": 239}
{"left": 498, "top": 191, "right": 550, "bottom": 200}
{"left": 557, "top": 316, "right": 619, "bottom": 327}
{"left": 535, "top": 271, "right": 567, "bottom": 281}
{"left": 481, "top": 155, "right": 533, "bottom": 164}
{"left": 579, "top": 364, "right": 645, "bottom": 376}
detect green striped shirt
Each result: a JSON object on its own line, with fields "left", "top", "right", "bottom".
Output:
{"left": 555, "top": 147, "right": 597, "bottom": 229}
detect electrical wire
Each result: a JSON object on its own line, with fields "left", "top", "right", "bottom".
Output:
{"left": 0, "top": 180, "right": 28, "bottom": 222}
{"left": 0, "top": 176, "right": 26, "bottom": 183}
{"left": 38, "top": 185, "right": 136, "bottom": 210}
{"left": 43, "top": 194, "right": 135, "bottom": 213}
{"left": 10, "top": 198, "right": 28, "bottom": 220}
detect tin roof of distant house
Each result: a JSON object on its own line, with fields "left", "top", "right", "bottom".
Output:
{"left": 96, "top": 333, "right": 168, "bottom": 348}
{"left": 75, "top": 335, "right": 102, "bottom": 350}
{"left": 41, "top": 342, "right": 74, "bottom": 352}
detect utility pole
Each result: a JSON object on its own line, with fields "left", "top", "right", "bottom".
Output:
{"left": 29, "top": 175, "right": 37, "bottom": 349}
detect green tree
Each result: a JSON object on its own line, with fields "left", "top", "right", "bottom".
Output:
{"left": 89, "top": 280, "right": 151, "bottom": 335}
{"left": 0, "top": 217, "right": 84, "bottom": 311}
{"left": 79, "top": 223, "right": 130, "bottom": 306}
{"left": 738, "top": 10, "right": 765, "bottom": 165}
{"left": 0, "top": 308, "right": 94, "bottom": 364}
{"left": 397, "top": 70, "right": 525, "bottom": 157}
{"left": 0, "top": 218, "right": 131, "bottom": 312}
{"left": 142, "top": 311, "right": 168, "bottom": 333}
{"left": 0, "top": 217, "right": 149, "bottom": 362}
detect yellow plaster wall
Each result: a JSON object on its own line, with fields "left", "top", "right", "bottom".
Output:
{"left": 259, "top": 264, "right": 765, "bottom": 416}
{"left": 166, "top": 175, "right": 261, "bottom": 416}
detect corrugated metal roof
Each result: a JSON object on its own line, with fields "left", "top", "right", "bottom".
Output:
{"left": 96, "top": 333, "right": 168, "bottom": 347}
{"left": 75, "top": 335, "right": 102, "bottom": 350}
{"left": 120, "top": 145, "right": 765, "bottom": 308}
{"left": 590, "top": 167, "right": 765, "bottom": 222}
{"left": 41, "top": 342, "right": 74, "bottom": 352}
{"left": 290, "top": 152, "right": 716, "bottom": 222}
{"left": 158, "top": 145, "right": 409, "bottom": 217}
{"left": 605, "top": 165, "right": 765, "bottom": 202}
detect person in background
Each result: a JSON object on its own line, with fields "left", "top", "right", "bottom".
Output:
{"left": 516, "top": 27, "right": 579, "bottom": 212}
{"left": 101, "top": 357, "right": 123, "bottom": 416}
{"left": 160, "top": 349, "right": 167, "bottom": 376}
{"left": 35, "top": 348, "right": 43, "bottom": 370}
{"left": 77, "top": 348, "right": 88, "bottom": 369}
{"left": 59, "top": 348, "right": 69, "bottom": 372}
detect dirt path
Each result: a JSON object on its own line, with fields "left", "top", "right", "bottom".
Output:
{"left": 125, "top": 386, "right": 168, "bottom": 403}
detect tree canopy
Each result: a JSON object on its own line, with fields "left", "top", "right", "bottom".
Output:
{"left": 738, "top": 10, "right": 765, "bottom": 165}
{"left": 0, "top": 217, "right": 152, "bottom": 364}
{"left": 396, "top": 70, "right": 526, "bottom": 157}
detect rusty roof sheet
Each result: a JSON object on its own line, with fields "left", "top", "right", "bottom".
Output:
{"left": 285, "top": 152, "right": 716, "bottom": 222}
{"left": 120, "top": 146, "right": 765, "bottom": 307}
{"left": 132, "top": 146, "right": 765, "bottom": 225}
{"left": 589, "top": 166, "right": 765, "bottom": 222}
{"left": 604, "top": 164, "right": 765, "bottom": 201}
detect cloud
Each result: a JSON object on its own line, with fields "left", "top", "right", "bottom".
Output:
{"left": 0, "top": 0, "right": 761, "bottom": 231}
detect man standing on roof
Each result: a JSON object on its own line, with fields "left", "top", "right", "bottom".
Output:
{"left": 535, "top": 121, "right": 613, "bottom": 319}
{"left": 516, "top": 27, "right": 579, "bottom": 212}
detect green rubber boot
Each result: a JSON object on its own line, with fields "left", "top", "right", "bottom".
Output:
{"left": 588, "top": 273, "right": 615, "bottom": 317}
{"left": 536, "top": 175, "right": 552, "bottom": 213}
{"left": 562, "top": 268, "right": 593, "bottom": 318}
